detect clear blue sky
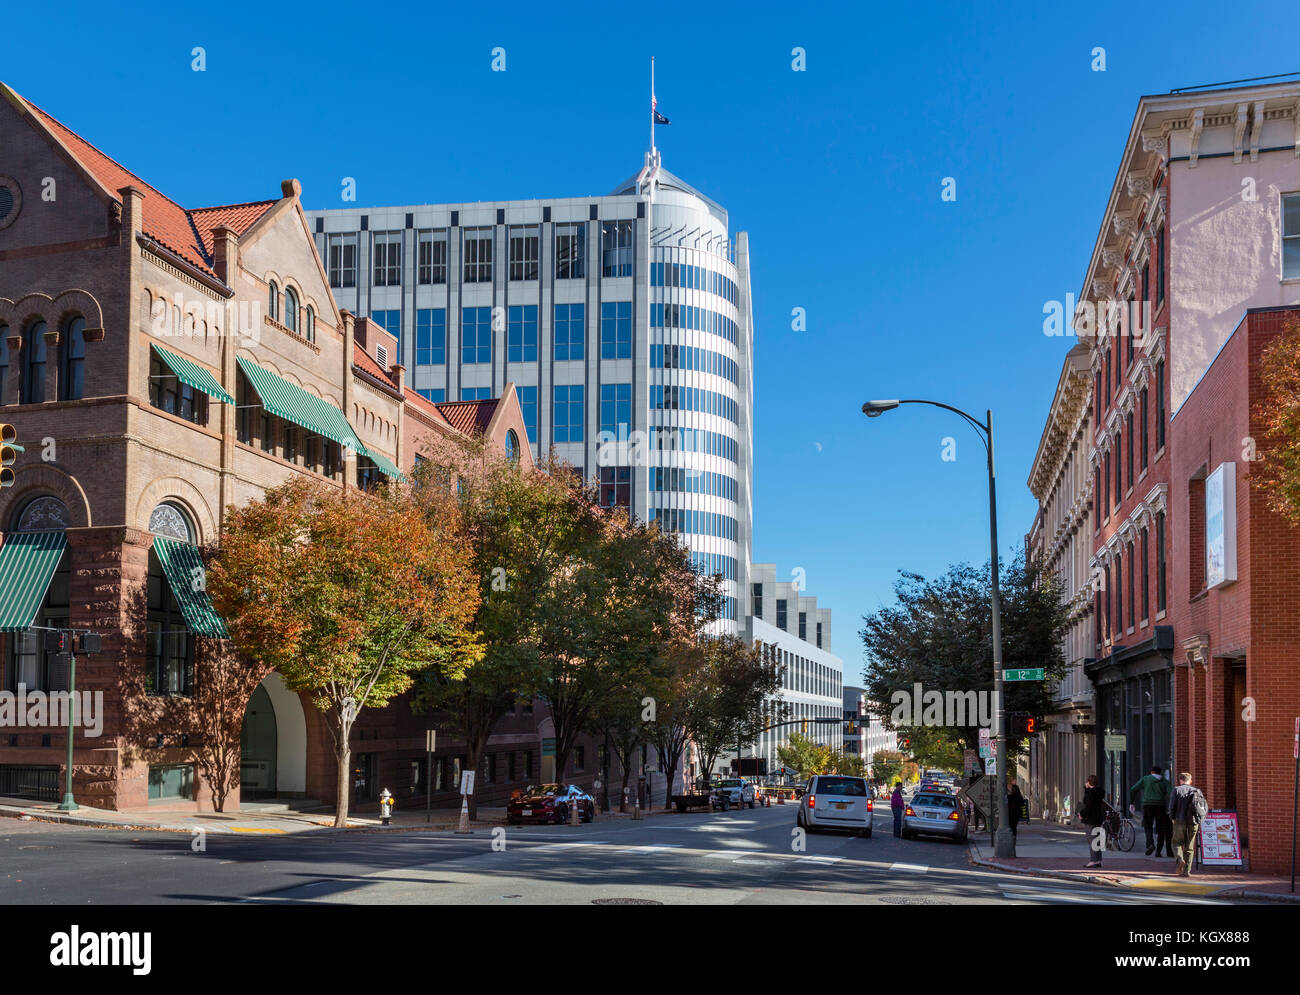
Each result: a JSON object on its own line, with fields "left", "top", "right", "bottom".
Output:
{"left": 6, "top": 1, "right": 1296, "bottom": 679}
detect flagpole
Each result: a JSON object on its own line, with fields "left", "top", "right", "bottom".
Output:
{"left": 651, "top": 56, "right": 656, "bottom": 157}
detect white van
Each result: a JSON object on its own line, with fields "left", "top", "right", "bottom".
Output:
{"left": 796, "top": 774, "right": 873, "bottom": 837}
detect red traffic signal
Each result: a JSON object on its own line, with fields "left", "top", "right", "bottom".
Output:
{"left": 1009, "top": 714, "right": 1038, "bottom": 736}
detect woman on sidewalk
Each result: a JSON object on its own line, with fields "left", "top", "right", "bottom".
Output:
{"left": 1080, "top": 774, "right": 1105, "bottom": 868}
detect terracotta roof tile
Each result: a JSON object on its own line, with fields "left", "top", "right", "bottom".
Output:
{"left": 434, "top": 398, "right": 498, "bottom": 435}
{"left": 352, "top": 342, "right": 396, "bottom": 388}
{"left": 190, "top": 200, "right": 278, "bottom": 256}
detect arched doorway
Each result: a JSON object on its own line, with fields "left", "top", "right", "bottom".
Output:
{"left": 240, "top": 684, "right": 278, "bottom": 797}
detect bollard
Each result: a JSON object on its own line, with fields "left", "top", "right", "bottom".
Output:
{"left": 570, "top": 796, "right": 580, "bottom": 826}
{"left": 455, "top": 795, "right": 471, "bottom": 834}
{"left": 633, "top": 794, "right": 642, "bottom": 820}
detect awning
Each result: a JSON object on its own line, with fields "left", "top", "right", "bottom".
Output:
{"left": 153, "top": 346, "right": 235, "bottom": 405}
{"left": 236, "top": 357, "right": 362, "bottom": 452}
{"left": 0, "top": 531, "right": 68, "bottom": 631}
{"left": 361, "top": 446, "right": 406, "bottom": 482}
{"left": 153, "top": 537, "right": 228, "bottom": 638}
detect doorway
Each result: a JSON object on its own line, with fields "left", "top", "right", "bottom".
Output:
{"left": 240, "top": 684, "right": 278, "bottom": 797}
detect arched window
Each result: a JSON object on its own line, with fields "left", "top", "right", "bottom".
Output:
{"left": 148, "top": 501, "right": 195, "bottom": 543}
{"left": 284, "top": 287, "right": 299, "bottom": 333}
{"left": 61, "top": 315, "right": 86, "bottom": 401}
{"left": 0, "top": 325, "right": 8, "bottom": 406}
{"left": 22, "top": 319, "right": 46, "bottom": 404}
{"left": 305, "top": 305, "right": 315, "bottom": 343}
{"left": 505, "top": 429, "right": 520, "bottom": 463}
{"left": 6, "top": 497, "right": 70, "bottom": 693}
{"left": 268, "top": 281, "right": 279, "bottom": 323}
{"left": 147, "top": 501, "right": 198, "bottom": 696}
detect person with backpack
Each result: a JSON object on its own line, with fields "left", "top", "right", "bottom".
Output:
{"left": 1129, "top": 765, "right": 1171, "bottom": 856}
{"left": 1079, "top": 774, "right": 1105, "bottom": 867}
{"left": 1166, "top": 772, "right": 1208, "bottom": 877}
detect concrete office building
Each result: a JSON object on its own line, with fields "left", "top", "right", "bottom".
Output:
{"left": 843, "top": 686, "right": 897, "bottom": 775}
{"left": 307, "top": 153, "right": 753, "bottom": 626}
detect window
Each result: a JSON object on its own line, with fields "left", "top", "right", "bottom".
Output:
{"left": 267, "top": 281, "right": 279, "bottom": 323}
{"left": 463, "top": 227, "right": 493, "bottom": 283}
{"left": 1103, "top": 564, "right": 1111, "bottom": 640}
{"left": 305, "top": 306, "right": 315, "bottom": 344}
{"left": 1155, "top": 360, "right": 1166, "bottom": 450}
{"left": 370, "top": 310, "right": 401, "bottom": 358}
{"left": 516, "top": 386, "right": 537, "bottom": 443}
{"left": 600, "top": 301, "right": 632, "bottom": 359}
{"left": 1156, "top": 224, "right": 1166, "bottom": 302}
{"left": 600, "top": 383, "right": 631, "bottom": 438}
{"left": 417, "top": 388, "right": 446, "bottom": 403}
{"left": 1114, "top": 551, "right": 1122, "bottom": 640}
{"left": 555, "top": 223, "right": 585, "bottom": 279}
{"left": 1095, "top": 371, "right": 1102, "bottom": 425}
{"left": 1104, "top": 349, "right": 1111, "bottom": 406}
{"left": 61, "top": 316, "right": 86, "bottom": 401}
{"left": 507, "top": 305, "right": 538, "bottom": 362}
{"left": 461, "top": 387, "right": 491, "bottom": 401}
{"left": 799, "top": 611, "right": 807, "bottom": 641}
{"left": 415, "top": 308, "right": 446, "bottom": 366}
{"left": 461, "top": 307, "right": 492, "bottom": 364}
{"left": 373, "top": 232, "right": 402, "bottom": 286}
{"left": 418, "top": 230, "right": 447, "bottom": 284}
{"left": 1156, "top": 510, "right": 1167, "bottom": 613}
{"left": 509, "top": 226, "right": 539, "bottom": 281}
{"left": 148, "top": 352, "right": 208, "bottom": 426}
{"left": 1102, "top": 453, "right": 1110, "bottom": 517}
{"left": 1141, "top": 527, "right": 1150, "bottom": 621}
{"left": 751, "top": 582, "right": 762, "bottom": 618}
{"left": 147, "top": 545, "right": 194, "bottom": 696}
{"left": 1285, "top": 195, "right": 1300, "bottom": 278}
{"left": 599, "top": 466, "right": 630, "bottom": 508}
{"left": 4, "top": 541, "right": 68, "bottom": 694}
{"left": 554, "top": 303, "right": 585, "bottom": 361}
{"left": 816, "top": 622, "right": 823, "bottom": 649}
{"left": 283, "top": 286, "right": 299, "bottom": 333}
{"left": 328, "top": 234, "right": 357, "bottom": 288}
{"left": 1140, "top": 386, "right": 1149, "bottom": 469}
{"left": 553, "top": 385, "right": 584, "bottom": 443}
{"left": 1126, "top": 411, "right": 1134, "bottom": 490}
{"left": 505, "top": 429, "right": 520, "bottom": 464}
{"left": 601, "top": 220, "right": 634, "bottom": 277}
{"left": 1127, "top": 540, "right": 1136, "bottom": 630}
{"left": 776, "top": 599, "right": 788, "bottom": 630}
{"left": 148, "top": 764, "right": 194, "bottom": 801}
{"left": 1113, "top": 432, "right": 1122, "bottom": 507}
{"left": 19, "top": 320, "right": 48, "bottom": 405}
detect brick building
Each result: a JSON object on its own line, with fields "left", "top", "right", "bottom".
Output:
{"left": 0, "top": 81, "right": 601, "bottom": 814}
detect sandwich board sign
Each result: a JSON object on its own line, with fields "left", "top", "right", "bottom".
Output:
{"left": 1199, "top": 810, "right": 1243, "bottom": 866}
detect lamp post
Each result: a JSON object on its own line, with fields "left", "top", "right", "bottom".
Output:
{"left": 861, "top": 399, "right": 1016, "bottom": 858}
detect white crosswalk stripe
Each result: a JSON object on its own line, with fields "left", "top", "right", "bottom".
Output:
{"left": 1000, "top": 883, "right": 1225, "bottom": 905}
{"left": 889, "top": 862, "right": 929, "bottom": 873}
{"left": 624, "top": 844, "right": 684, "bottom": 854}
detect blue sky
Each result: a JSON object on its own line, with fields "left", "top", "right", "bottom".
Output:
{"left": 6, "top": 0, "right": 1296, "bottom": 678}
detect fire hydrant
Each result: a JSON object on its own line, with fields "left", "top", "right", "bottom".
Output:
{"left": 379, "top": 788, "right": 394, "bottom": 826}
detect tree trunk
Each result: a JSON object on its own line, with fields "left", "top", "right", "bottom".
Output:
{"left": 619, "top": 765, "right": 630, "bottom": 812}
{"left": 465, "top": 744, "right": 483, "bottom": 820}
{"left": 335, "top": 740, "right": 351, "bottom": 828}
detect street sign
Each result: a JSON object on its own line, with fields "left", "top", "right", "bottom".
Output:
{"left": 426, "top": 729, "right": 437, "bottom": 753}
{"left": 460, "top": 770, "right": 475, "bottom": 796}
{"left": 1104, "top": 734, "right": 1127, "bottom": 752}
{"left": 959, "top": 774, "right": 995, "bottom": 818}
{"left": 1003, "top": 668, "right": 1045, "bottom": 682}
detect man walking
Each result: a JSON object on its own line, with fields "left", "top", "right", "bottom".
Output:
{"left": 1129, "top": 765, "right": 1171, "bottom": 856}
{"left": 1167, "top": 772, "right": 1208, "bottom": 877}
{"left": 1080, "top": 774, "right": 1105, "bottom": 868}
{"left": 891, "top": 781, "right": 905, "bottom": 837}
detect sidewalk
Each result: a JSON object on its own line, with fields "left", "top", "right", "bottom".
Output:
{"left": 0, "top": 795, "right": 680, "bottom": 835}
{"left": 967, "top": 819, "right": 1300, "bottom": 902}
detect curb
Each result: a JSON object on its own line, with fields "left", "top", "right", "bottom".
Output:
{"left": 966, "top": 843, "right": 1300, "bottom": 904}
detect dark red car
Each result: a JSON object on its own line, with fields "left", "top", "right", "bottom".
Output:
{"left": 506, "top": 783, "right": 596, "bottom": 825}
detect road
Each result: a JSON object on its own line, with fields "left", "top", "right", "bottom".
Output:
{"left": 0, "top": 804, "right": 1249, "bottom": 905}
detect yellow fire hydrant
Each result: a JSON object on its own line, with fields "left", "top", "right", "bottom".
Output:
{"left": 379, "top": 788, "right": 394, "bottom": 826}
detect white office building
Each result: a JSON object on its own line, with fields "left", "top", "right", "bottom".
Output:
{"left": 306, "top": 153, "right": 752, "bottom": 625}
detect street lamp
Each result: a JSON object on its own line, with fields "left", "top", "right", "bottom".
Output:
{"left": 859, "top": 398, "right": 1016, "bottom": 858}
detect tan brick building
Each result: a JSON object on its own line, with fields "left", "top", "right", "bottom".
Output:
{"left": 0, "top": 82, "right": 572, "bottom": 814}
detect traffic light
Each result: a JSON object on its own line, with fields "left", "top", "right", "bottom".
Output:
{"left": 1008, "top": 713, "right": 1038, "bottom": 737}
{"left": 0, "top": 424, "right": 18, "bottom": 488}
{"left": 75, "top": 632, "right": 101, "bottom": 654}
{"left": 44, "top": 631, "right": 71, "bottom": 653}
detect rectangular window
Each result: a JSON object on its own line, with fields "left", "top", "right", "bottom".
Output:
{"left": 1104, "top": 565, "right": 1111, "bottom": 640}
{"left": 507, "top": 304, "right": 538, "bottom": 362}
{"left": 1114, "top": 552, "right": 1122, "bottom": 640}
{"left": 417, "top": 387, "right": 445, "bottom": 403}
{"left": 328, "top": 234, "right": 357, "bottom": 288}
{"left": 461, "top": 306, "right": 492, "bottom": 364}
{"left": 601, "top": 220, "right": 634, "bottom": 277}
{"left": 599, "top": 466, "right": 630, "bottom": 508}
{"left": 1127, "top": 292, "right": 1136, "bottom": 366}
{"left": 149, "top": 353, "right": 209, "bottom": 426}
{"left": 516, "top": 385, "right": 537, "bottom": 443}
{"left": 417, "top": 230, "right": 447, "bottom": 285}
{"left": 509, "top": 225, "right": 539, "bottom": 281}
{"left": 1126, "top": 412, "right": 1134, "bottom": 490}
{"left": 1102, "top": 454, "right": 1110, "bottom": 518}
{"left": 555, "top": 223, "right": 585, "bottom": 279}
{"left": 461, "top": 387, "right": 491, "bottom": 401}
{"left": 148, "top": 764, "right": 194, "bottom": 801}
{"left": 1127, "top": 540, "right": 1136, "bottom": 629}
{"left": 1114, "top": 432, "right": 1122, "bottom": 507}
{"left": 1156, "top": 360, "right": 1166, "bottom": 450}
{"left": 1156, "top": 510, "right": 1167, "bottom": 613}
{"left": 1156, "top": 224, "right": 1166, "bottom": 303}
{"left": 816, "top": 622, "right": 823, "bottom": 649}
{"left": 372, "top": 231, "right": 402, "bottom": 287}
{"left": 553, "top": 384, "right": 584, "bottom": 443}
{"left": 1141, "top": 527, "right": 1150, "bottom": 621}
{"left": 1140, "top": 386, "right": 1149, "bottom": 469}
{"left": 463, "top": 227, "right": 494, "bottom": 283}
{"left": 1104, "top": 350, "right": 1111, "bottom": 406}
{"left": 600, "top": 301, "right": 632, "bottom": 359}
{"left": 751, "top": 582, "right": 762, "bottom": 618}
{"left": 776, "top": 599, "right": 788, "bottom": 630}
{"left": 799, "top": 611, "right": 807, "bottom": 641}
{"left": 600, "top": 383, "right": 631, "bottom": 438}
{"left": 554, "top": 303, "right": 585, "bottom": 361}
{"left": 370, "top": 308, "right": 400, "bottom": 339}
{"left": 415, "top": 308, "right": 446, "bottom": 366}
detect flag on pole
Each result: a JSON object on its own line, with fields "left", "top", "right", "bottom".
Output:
{"left": 652, "top": 95, "right": 670, "bottom": 125}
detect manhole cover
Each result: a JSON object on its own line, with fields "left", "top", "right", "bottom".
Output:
{"left": 592, "top": 898, "right": 664, "bottom": 905}
{"left": 879, "top": 896, "right": 952, "bottom": 905}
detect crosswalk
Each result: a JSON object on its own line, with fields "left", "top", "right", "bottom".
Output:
{"left": 999, "top": 882, "right": 1226, "bottom": 905}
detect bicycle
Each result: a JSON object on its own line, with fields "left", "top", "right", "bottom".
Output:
{"left": 1101, "top": 801, "right": 1137, "bottom": 852}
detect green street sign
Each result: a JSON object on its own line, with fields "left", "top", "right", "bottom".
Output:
{"left": 1003, "top": 668, "right": 1045, "bottom": 682}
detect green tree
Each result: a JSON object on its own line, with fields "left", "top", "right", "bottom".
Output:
{"left": 687, "top": 636, "right": 784, "bottom": 783}
{"left": 871, "top": 749, "right": 903, "bottom": 786}
{"left": 777, "top": 732, "right": 832, "bottom": 780}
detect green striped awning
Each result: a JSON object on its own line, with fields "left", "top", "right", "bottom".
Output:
{"left": 361, "top": 446, "right": 406, "bottom": 482}
{"left": 153, "top": 346, "right": 235, "bottom": 405}
{"left": 236, "top": 357, "right": 362, "bottom": 452}
{"left": 0, "top": 531, "right": 67, "bottom": 632}
{"left": 153, "top": 537, "right": 228, "bottom": 638}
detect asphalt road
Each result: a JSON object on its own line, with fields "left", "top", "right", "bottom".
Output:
{"left": 0, "top": 805, "right": 1254, "bottom": 905}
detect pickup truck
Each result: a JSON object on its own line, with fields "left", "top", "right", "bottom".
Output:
{"left": 710, "top": 778, "right": 757, "bottom": 810}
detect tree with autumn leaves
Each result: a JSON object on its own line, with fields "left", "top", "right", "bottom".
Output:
{"left": 209, "top": 477, "right": 481, "bottom": 827}
{"left": 1254, "top": 317, "right": 1300, "bottom": 525}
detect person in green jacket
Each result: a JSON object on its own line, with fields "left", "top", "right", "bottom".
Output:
{"left": 1129, "top": 766, "right": 1170, "bottom": 856}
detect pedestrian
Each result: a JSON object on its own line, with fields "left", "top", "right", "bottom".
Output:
{"left": 1080, "top": 774, "right": 1105, "bottom": 867}
{"left": 1167, "top": 772, "right": 1208, "bottom": 877}
{"left": 1007, "top": 780, "right": 1024, "bottom": 838}
{"left": 1129, "top": 764, "right": 1171, "bottom": 856}
{"left": 891, "top": 780, "right": 905, "bottom": 837}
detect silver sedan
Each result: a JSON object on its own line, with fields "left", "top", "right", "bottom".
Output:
{"left": 901, "top": 791, "right": 968, "bottom": 841}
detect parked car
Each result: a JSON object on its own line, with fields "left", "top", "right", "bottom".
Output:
{"left": 506, "top": 784, "right": 595, "bottom": 825}
{"left": 710, "top": 778, "right": 756, "bottom": 810}
{"left": 796, "top": 774, "right": 873, "bottom": 837}
{"left": 901, "top": 791, "right": 967, "bottom": 841}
